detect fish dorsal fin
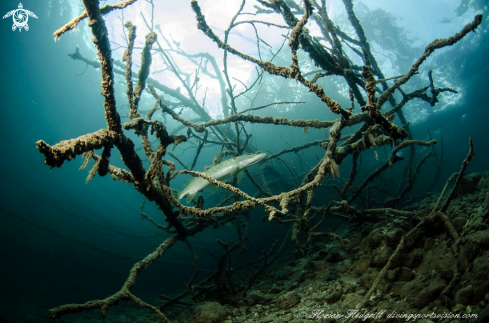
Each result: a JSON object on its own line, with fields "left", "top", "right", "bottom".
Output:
{"left": 237, "top": 170, "right": 243, "bottom": 184}
{"left": 210, "top": 184, "right": 218, "bottom": 194}
{"left": 184, "top": 177, "right": 194, "bottom": 187}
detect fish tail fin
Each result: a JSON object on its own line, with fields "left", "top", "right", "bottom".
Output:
{"left": 171, "top": 189, "right": 180, "bottom": 200}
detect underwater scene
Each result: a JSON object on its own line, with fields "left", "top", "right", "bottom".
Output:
{"left": 1, "top": 0, "right": 489, "bottom": 322}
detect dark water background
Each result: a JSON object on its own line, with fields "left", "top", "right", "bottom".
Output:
{"left": 0, "top": 0, "right": 488, "bottom": 319}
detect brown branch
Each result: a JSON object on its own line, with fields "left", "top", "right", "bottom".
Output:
{"left": 216, "top": 240, "right": 236, "bottom": 296}
{"left": 133, "top": 32, "right": 157, "bottom": 118}
{"left": 361, "top": 66, "right": 408, "bottom": 140}
{"left": 237, "top": 101, "right": 305, "bottom": 114}
{"left": 243, "top": 240, "right": 278, "bottom": 294}
{"left": 339, "top": 151, "right": 359, "bottom": 200}
{"left": 179, "top": 170, "right": 284, "bottom": 220}
{"left": 440, "top": 138, "right": 475, "bottom": 212}
{"left": 191, "top": 0, "right": 352, "bottom": 119}
{"left": 49, "top": 234, "right": 179, "bottom": 322}
{"left": 348, "top": 139, "right": 436, "bottom": 203}
{"left": 81, "top": 151, "right": 135, "bottom": 184}
{"left": 386, "top": 151, "right": 434, "bottom": 204}
{"left": 53, "top": 0, "right": 138, "bottom": 41}
{"left": 122, "top": 21, "right": 137, "bottom": 117}
{"left": 149, "top": 90, "right": 336, "bottom": 132}
{"left": 377, "top": 14, "right": 483, "bottom": 108}
{"left": 244, "top": 169, "right": 271, "bottom": 197}
{"left": 67, "top": 47, "right": 215, "bottom": 123}
{"left": 36, "top": 130, "right": 119, "bottom": 168}
{"left": 183, "top": 240, "right": 200, "bottom": 297}
{"left": 357, "top": 139, "right": 475, "bottom": 310}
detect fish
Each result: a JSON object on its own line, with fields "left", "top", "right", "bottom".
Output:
{"left": 172, "top": 152, "right": 267, "bottom": 203}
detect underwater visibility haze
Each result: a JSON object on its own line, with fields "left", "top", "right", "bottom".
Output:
{"left": 1, "top": 0, "right": 489, "bottom": 322}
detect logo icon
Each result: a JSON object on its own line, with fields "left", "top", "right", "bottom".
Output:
{"left": 3, "top": 3, "right": 37, "bottom": 32}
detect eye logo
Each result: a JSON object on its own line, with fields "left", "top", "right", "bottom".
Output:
{"left": 3, "top": 3, "right": 37, "bottom": 32}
